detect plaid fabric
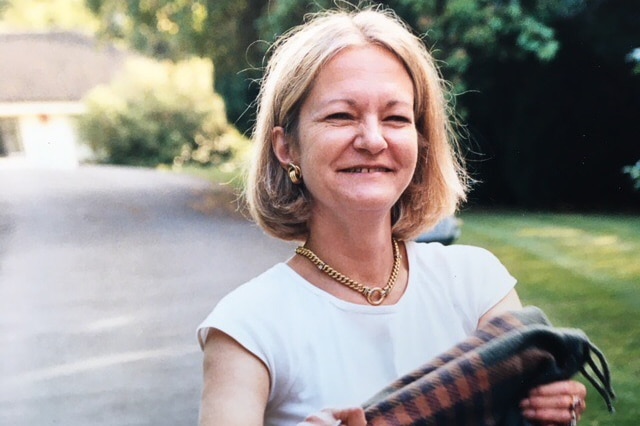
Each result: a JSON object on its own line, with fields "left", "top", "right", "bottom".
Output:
{"left": 363, "top": 307, "right": 615, "bottom": 426}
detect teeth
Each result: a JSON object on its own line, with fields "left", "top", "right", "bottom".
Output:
{"left": 347, "top": 168, "right": 387, "bottom": 173}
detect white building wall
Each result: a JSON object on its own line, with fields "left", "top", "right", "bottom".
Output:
{"left": 0, "top": 102, "right": 90, "bottom": 169}
{"left": 20, "top": 114, "right": 80, "bottom": 169}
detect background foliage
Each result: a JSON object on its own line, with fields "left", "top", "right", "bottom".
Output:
{"left": 623, "top": 160, "right": 640, "bottom": 190}
{"left": 0, "top": 0, "right": 98, "bottom": 31}
{"left": 83, "top": 0, "right": 574, "bottom": 130}
{"left": 84, "top": 0, "right": 266, "bottom": 133}
{"left": 78, "top": 57, "right": 249, "bottom": 168}
{"left": 83, "top": 0, "right": 640, "bottom": 211}
{"left": 1, "top": 1, "right": 636, "bottom": 209}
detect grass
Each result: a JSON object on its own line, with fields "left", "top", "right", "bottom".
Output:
{"left": 169, "top": 163, "right": 245, "bottom": 190}
{"left": 167, "top": 163, "right": 247, "bottom": 218}
{"left": 458, "top": 211, "right": 640, "bottom": 425}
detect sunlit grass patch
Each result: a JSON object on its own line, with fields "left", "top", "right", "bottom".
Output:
{"left": 170, "top": 163, "right": 245, "bottom": 190}
{"left": 459, "top": 211, "right": 640, "bottom": 425}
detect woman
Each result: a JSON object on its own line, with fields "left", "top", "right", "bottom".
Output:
{"left": 197, "top": 8, "right": 586, "bottom": 426}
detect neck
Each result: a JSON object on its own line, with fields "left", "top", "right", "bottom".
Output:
{"left": 306, "top": 210, "right": 394, "bottom": 265}
{"left": 295, "top": 210, "right": 402, "bottom": 302}
{"left": 296, "top": 238, "right": 400, "bottom": 305}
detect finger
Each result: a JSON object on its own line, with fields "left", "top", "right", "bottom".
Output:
{"left": 299, "top": 409, "right": 341, "bottom": 425}
{"left": 331, "top": 407, "right": 367, "bottom": 426}
{"left": 522, "top": 400, "right": 585, "bottom": 424}
{"left": 521, "top": 394, "right": 574, "bottom": 409}
{"left": 529, "top": 380, "right": 587, "bottom": 398}
{"left": 521, "top": 406, "right": 577, "bottom": 423}
{"left": 299, "top": 407, "right": 367, "bottom": 426}
{"left": 577, "top": 398, "right": 587, "bottom": 414}
{"left": 571, "top": 394, "right": 587, "bottom": 416}
{"left": 521, "top": 395, "right": 587, "bottom": 416}
{"left": 523, "top": 407, "right": 585, "bottom": 422}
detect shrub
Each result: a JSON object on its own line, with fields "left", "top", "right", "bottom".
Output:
{"left": 623, "top": 160, "right": 640, "bottom": 190}
{"left": 79, "top": 57, "right": 249, "bottom": 167}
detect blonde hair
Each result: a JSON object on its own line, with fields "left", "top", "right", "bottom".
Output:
{"left": 246, "top": 7, "right": 468, "bottom": 241}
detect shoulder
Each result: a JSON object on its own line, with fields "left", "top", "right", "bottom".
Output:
{"left": 217, "top": 264, "right": 293, "bottom": 311}
{"left": 197, "top": 263, "right": 345, "bottom": 416}
{"left": 197, "top": 264, "right": 297, "bottom": 348}
{"left": 406, "top": 241, "right": 517, "bottom": 325}
{"left": 408, "top": 241, "right": 507, "bottom": 273}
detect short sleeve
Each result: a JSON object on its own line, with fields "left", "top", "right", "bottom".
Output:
{"left": 447, "top": 244, "right": 517, "bottom": 324}
{"left": 195, "top": 266, "right": 298, "bottom": 408}
{"left": 196, "top": 282, "right": 276, "bottom": 367}
{"left": 408, "top": 242, "right": 517, "bottom": 334}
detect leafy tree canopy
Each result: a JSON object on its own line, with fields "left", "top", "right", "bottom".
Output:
{"left": 85, "top": 0, "right": 587, "bottom": 131}
{"left": 261, "top": 0, "right": 587, "bottom": 90}
{"left": 86, "top": 0, "right": 267, "bottom": 131}
{"left": 0, "top": 0, "right": 98, "bottom": 32}
{"left": 0, "top": 0, "right": 10, "bottom": 18}
{"left": 81, "top": 0, "right": 640, "bottom": 210}
{"left": 79, "top": 57, "right": 250, "bottom": 168}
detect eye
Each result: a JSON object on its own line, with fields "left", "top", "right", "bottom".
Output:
{"left": 326, "top": 112, "right": 353, "bottom": 120}
{"left": 385, "top": 115, "right": 412, "bottom": 123}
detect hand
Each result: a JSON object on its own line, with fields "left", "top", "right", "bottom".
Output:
{"left": 520, "top": 380, "right": 587, "bottom": 425}
{"left": 298, "top": 407, "right": 367, "bottom": 426}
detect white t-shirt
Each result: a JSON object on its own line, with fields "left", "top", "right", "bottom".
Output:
{"left": 197, "top": 241, "right": 516, "bottom": 425}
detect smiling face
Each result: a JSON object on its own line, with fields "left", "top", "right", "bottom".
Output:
{"left": 273, "top": 44, "right": 419, "bottom": 223}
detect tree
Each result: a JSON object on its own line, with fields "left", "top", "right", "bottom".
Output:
{"left": 85, "top": 0, "right": 640, "bottom": 209}
{"left": 627, "top": 48, "right": 640, "bottom": 75}
{"left": 623, "top": 48, "right": 640, "bottom": 190}
{"left": 462, "top": 0, "right": 640, "bottom": 209}
{"left": 0, "top": 0, "right": 10, "bottom": 17}
{"left": 251, "top": 0, "right": 640, "bottom": 210}
{"left": 260, "top": 0, "right": 580, "bottom": 94}
{"left": 85, "top": 0, "right": 579, "bottom": 131}
{"left": 623, "top": 161, "right": 640, "bottom": 190}
{"left": 78, "top": 57, "right": 250, "bottom": 168}
{"left": 0, "top": 0, "right": 98, "bottom": 31}
{"left": 85, "top": 0, "right": 266, "bottom": 132}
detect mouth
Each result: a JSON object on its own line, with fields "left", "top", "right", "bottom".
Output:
{"left": 341, "top": 167, "right": 392, "bottom": 173}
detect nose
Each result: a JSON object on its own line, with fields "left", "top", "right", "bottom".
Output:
{"left": 353, "top": 117, "right": 387, "bottom": 154}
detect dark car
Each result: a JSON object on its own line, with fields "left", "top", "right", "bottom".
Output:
{"left": 415, "top": 216, "right": 462, "bottom": 245}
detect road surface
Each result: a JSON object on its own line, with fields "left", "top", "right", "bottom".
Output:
{"left": 0, "top": 165, "right": 294, "bottom": 425}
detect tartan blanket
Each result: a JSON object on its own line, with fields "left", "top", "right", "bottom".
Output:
{"left": 363, "top": 307, "right": 615, "bottom": 426}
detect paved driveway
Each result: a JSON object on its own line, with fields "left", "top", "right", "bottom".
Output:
{"left": 0, "top": 165, "right": 294, "bottom": 425}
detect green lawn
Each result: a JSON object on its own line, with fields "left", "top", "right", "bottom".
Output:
{"left": 458, "top": 211, "right": 640, "bottom": 425}
{"left": 167, "top": 163, "right": 245, "bottom": 190}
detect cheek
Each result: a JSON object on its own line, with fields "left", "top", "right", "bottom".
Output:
{"left": 297, "top": 127, "right": 347, "bottom": 167}
{"left": 400, "top": 135, "right": 420, "bottom": 185}
{"left": 410, "top": 136, "right": 419, "bottom": 161}
{"left": 399, "top": 131, "right": 419, "bottom": 167}
{"left": 297, "top": 132, "right": 322, "bottom": 166}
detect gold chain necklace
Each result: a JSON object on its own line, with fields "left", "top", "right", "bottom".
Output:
{"left": 295, "top": 239, "right": 401, "bottom": 305}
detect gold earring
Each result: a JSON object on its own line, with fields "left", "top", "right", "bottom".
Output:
{"left": 287, "top": 163, "right": 302, "bottom": 184}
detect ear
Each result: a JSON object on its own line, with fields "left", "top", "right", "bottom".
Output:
{"left": 272, "top": 126, "right": 297, "bottom": 167}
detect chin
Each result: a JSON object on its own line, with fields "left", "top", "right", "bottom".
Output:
{"left": 343, "top": 194, "right": 399, "bottom": 212}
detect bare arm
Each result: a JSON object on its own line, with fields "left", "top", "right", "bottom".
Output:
{"left": 199, "top": 329, "right": 270, "bottom": 426}
{"left": 477, "top": 288, "right": 523, "bottom": 328}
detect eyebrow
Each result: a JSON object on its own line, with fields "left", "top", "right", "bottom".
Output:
{"left": 319, "top": 98, "right": 413, "bottom": 109}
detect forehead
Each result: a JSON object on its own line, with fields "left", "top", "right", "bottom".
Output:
{"left": 308, "top": 44, "right": 415, "bottom": 103}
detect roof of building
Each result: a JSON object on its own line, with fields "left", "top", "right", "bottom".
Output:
{"left": 0, "top": 31, "right": 129, "bottom": 103}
